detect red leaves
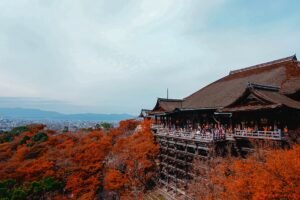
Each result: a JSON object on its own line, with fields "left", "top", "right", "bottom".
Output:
{"left": 0, "top": 120, "right": 159, "bottom": 199}
{"left": 0, "top": 143, "right": 12, "bottom": 161}
{"left": 104, "top": 119, "right": 159, "bottom": 197}
{"left": 119, "top": 120, "right": 139, "bottom": 132}
{"left": 104, "top": 169, "right": 128, "bottom": 191}
{"left": 65, "top": 174, "right": 100, "bottom": 197}
{"left": 17, "top": 158, "right": 55, "bottom": 180}
{"left": 212, "top": 145, "right": 300, "bottom": 200}
{"left": 27, "top": 124, "right": 46, "bottom": 133}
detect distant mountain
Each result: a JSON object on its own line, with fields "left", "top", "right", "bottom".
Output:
{"left": 0, "top": 107, "right": 135, "bottom": 122}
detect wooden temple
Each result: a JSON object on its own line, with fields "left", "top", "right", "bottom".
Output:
{"left": 138, "top": 109, "right": 153, "bottom": 120}
{"left": 146, "top": 55, "right": 300, "bottom": 198}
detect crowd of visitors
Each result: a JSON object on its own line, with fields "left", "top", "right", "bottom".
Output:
{"left": 157, "top": 123, "right": 228, "bottom": 140}
{"left": 155, "top": 123, "right": 288, "bottom": 140}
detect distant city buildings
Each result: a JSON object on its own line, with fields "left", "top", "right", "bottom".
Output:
{"left": 0, "top": 117, "right": 117, "bottom": 132}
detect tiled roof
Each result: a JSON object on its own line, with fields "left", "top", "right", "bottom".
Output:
{"left": 152, "top": 98, "right": 183, "bottom": 113}
{"left": 183, "top": 55, "right": 300, "bottom": 109}
{"left": 221, "top": 83, "right": 300, "bottom": 112}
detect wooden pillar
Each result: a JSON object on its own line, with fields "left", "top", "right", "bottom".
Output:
{"left": 165, "top": 136, "right": 169, "bottom": 185}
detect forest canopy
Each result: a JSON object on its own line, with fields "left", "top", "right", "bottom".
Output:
{"left": 0, "top": 119, "right": 159, "bottom": 200}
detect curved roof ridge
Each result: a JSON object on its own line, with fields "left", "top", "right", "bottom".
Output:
{"left": 182, "top": 54, "right": 300, "bottom": 110}
{"left": 157, "top": 98, "right": 183, "bottom": 102}
{"left": 252, "top": 88, "right": 300, "bottom": 110}
{"left": 247, "top": 82, "right": 280, "bottom": 91}
{"left": 183, "top": 55, "right": 297, "bottom": 102}
{"left": 229, "top": 54, "right": 297, "bottom": 75}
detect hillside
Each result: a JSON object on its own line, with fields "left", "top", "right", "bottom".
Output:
{"left": 0, "top": 120, "right": 159, "bottom": 199}
{"left": 0, "top": 120, "right": 299, "bottom": 199}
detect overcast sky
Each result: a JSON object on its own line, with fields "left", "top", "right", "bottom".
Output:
{"left": 0, "top": 0, "right": 299, "bottom": 114}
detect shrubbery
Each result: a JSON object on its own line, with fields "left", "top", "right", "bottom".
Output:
{"left": 0, "top": 133, "right": 14, "bottom": 143}
{"left": 32, "top": 132, "right": 48, "bottom": 142}
{"left": 100, "top": 122, "right": 114, "bottom": 130}
{"left": 9, "top": 126, "right": 29, "bottom": 136}
{"left": 0, "top": 126, "right": 29, "bottom": 144}
{"left": 0, "top": 177, "right": 63, "bottom": 200}
{"left": 19, "top": 136, "right": 30, "bottom": 145}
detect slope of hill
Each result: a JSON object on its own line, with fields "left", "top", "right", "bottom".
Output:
{"left": 0, "top": 107, "right": 134, "bottom": 121}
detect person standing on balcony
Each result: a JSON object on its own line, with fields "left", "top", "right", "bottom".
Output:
{"left": 284, "top": 126, "right": 289, "bottom": 138}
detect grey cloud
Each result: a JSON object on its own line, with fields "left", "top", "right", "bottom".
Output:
{"left": 0, "top": 0, "right": 299, "bottom": 114}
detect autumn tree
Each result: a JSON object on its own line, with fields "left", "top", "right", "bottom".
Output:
{"left": 104, "top": 119, "right": 159, "bottom": 199}
{"left": 0, "top": 120, "right": 160, "bottom": 199}
{"left": 207, "top": 145, "right": 300, "bottom": 200}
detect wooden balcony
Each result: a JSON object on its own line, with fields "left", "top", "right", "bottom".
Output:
{"left": 233, "top": 130, "right": 282, "bottom": 140}
{"left": 155, "top": 128, "right": 226, "bottom": 143}
{"left": 154, "top": 127, "right": 284, "bottom": 141}
{"left": 151, "top": 124, "right": 164, "bottom": 130}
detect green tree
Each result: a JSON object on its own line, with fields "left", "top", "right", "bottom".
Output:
{"left": 11, "top": 188, "right": 26, "bottom": 200}
{"left": 101, "top": 122, "right": 113, "bottom": 130}
{"left": 0, "top": 126, "right": 29, "bottom": 144}
{"left": 0, "top": 179, "right": 17, "bottom": 199}
{"left": 32, "top": 132, "right": 48, "bottom": 142}
{"left": 0, "top": 134, "right": 14, "bottom": 143}
{"left": 42, "top": 177, "right": 64, "bottom": 192}
{"left": 30, "top": 181, "right": 43, "bottom": 194}
{"left": 19, "top": 136, "right": 30, "bottom": 145}
{"left": 9, "top": 126, "right": 29, "bottom": 136}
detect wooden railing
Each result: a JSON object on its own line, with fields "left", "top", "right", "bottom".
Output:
{"left": 151, "top": 124, "right": 164, "bottom": 129}
{"left": 234, "top": 130, "right": 282, "bottom": 140}
{"left": 155, "top": 128, "right": 283, "bottom": 141}
{"left": 155, "top": 128, "right": 226, "bottom": 142}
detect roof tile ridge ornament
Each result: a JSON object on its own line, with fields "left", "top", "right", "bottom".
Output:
{"left": 247, "top": 82, "right": 280, "bottom": 91}
{"left": 247, "top": 82, "right": 254, "bottom": 89}
{"left": 157, "top": 97, "right": 183, "bottom": 102}
{"left": 229, "top": 54, "right": 297, "bottom": 75}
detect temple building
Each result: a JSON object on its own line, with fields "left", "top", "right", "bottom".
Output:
{"left": 138, "top": 109, "right": 152, "bottom": 120}
{"left": 146, "top": 55, "right": 300, "bottom": 198}
{"left": 150, "top": 55, "right": 300, "bottom": 140}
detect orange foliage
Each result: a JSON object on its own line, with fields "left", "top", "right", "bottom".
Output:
{"left": 0, "top": 143, "right": 13, "bottom": 161}
{"left": 212, "top": 145, "right": 300, "bottom": 200}
{"left": 0, "top": 120, "right": 159, "bottom": 199}
{"left": 104, "top": 119, "right": 159, "bottom": 198}
{"left": 65, "top": 174, "right": 100, "bottom": 198}
{"left": 16, "top": 158, "right": 55, "bottom": 180}
{"left": 109, "top": 119, "right": 139, "bottom": 139}
{"left": 3, "top": 120, "right": 298, "bottom": 199}
{"left": 27, "top": 123, "right": 46, "bottom": 133}
{"left": 104, "top": 169, "right": 128, "bottom": 191}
